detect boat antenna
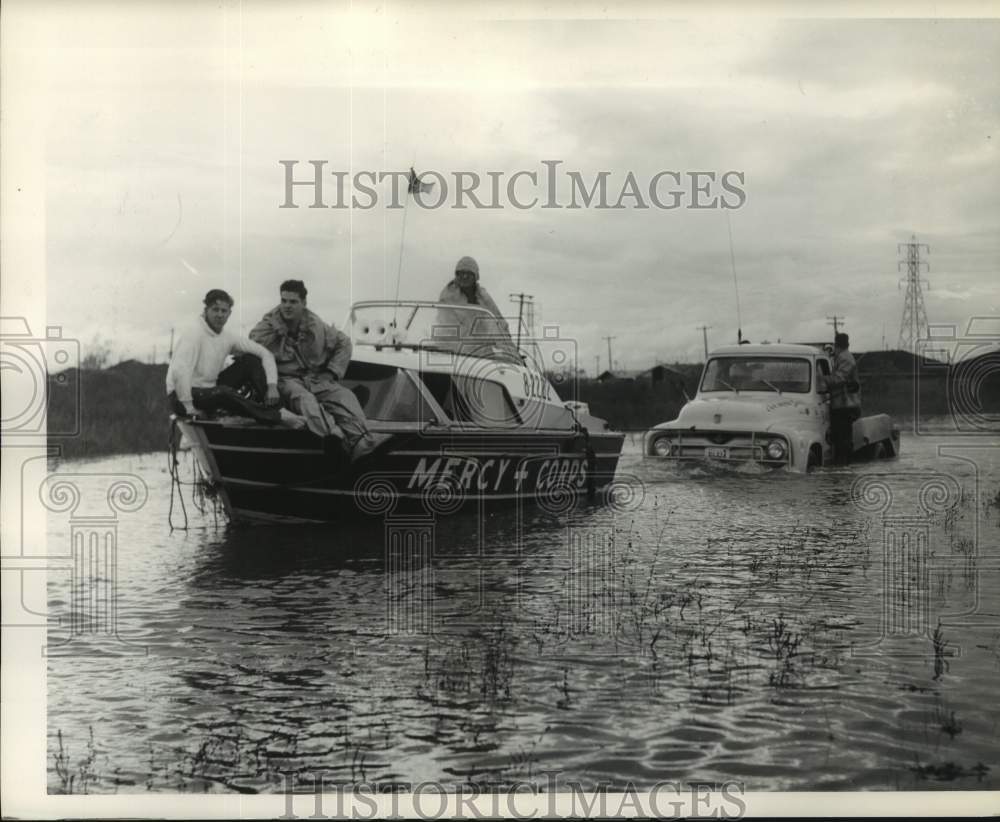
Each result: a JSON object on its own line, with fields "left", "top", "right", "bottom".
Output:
{"left": 393, "top": 163, "right": 420, "bottom": 325}
{"left": 394, "top": 167, "right": 413, "bottom": 305}
{"left": 727, "top": 210, "right": 743, "bottom": 344}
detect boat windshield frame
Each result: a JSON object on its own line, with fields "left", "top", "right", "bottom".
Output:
{"left": 349, "top": 300, "right": 522, "bottom": 364}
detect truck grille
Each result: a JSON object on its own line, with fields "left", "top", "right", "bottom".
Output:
{"left": 651, "top": 430, "right": 790, "bottom": 466}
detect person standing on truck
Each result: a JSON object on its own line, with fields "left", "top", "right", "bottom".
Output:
{"left": 824, "top": 332, "right": 862, "bottom": 465}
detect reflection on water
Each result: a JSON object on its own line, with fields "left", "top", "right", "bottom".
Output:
{"left": 45, "top": 433, "right": 1000, "bottom": 792}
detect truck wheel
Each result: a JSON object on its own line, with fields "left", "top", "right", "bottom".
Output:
{"left": 876, "top": 438, "right": 896, "bottom": 459}
{"left": 807, "top": 446, "right": 822, "bottom": 471}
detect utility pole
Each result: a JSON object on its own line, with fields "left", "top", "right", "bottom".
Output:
{"left": 509, "top": 292, "right": 534, "bottom": 351}
{"left": 594, "top": 355, "right": 600, "bottom": 377}
{"left": 696, "top": 325, "right": 712, "bottom": 360}
{"left": 826, "top": 315, "right": 845, "bottom": 337}
{"left": 168, "top": 327, "right": 175, "bottom": 359}
{"left": 897, "top": 234, "right": 931, "bottom": 352}
{"left": 602, "top": 336, "right": 616, "bottom": 374}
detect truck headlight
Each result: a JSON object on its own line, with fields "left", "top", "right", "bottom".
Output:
{"left": 766, "top": 439, "right": 787, "bottom": 460}
{"left": 652, "top": 436, "right": 674, "bottom": 457}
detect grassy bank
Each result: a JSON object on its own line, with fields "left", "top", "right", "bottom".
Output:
{"left": 47, "top": 361, "right": 171, "bottom": 461}
{"left": 46, "top": 352, "right": 997, "bottom": 460}
{"left": 555, "top": 366, "right": 702, "bottom": 432}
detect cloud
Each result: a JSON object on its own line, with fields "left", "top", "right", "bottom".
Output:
{"left": 32, "top": 9, "right": 1000, "bottom": 371}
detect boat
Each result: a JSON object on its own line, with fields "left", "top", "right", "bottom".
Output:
{"left": 644, "top": 342, "right": 900, "bottom": 471}
{"left": 175, "top": 301, "right": 625, "bottom": 522}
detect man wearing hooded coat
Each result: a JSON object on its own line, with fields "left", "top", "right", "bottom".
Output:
{"left": 436, "top": 256, "right": 512, "bottom": 345}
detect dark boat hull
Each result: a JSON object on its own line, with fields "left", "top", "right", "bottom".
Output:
{"left": 180, "top": 420, "right": 626, "bottom": 523}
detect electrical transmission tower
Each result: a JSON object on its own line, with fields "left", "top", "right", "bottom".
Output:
{"left": 897, "top": 235, "right": 931, "bottom": 352}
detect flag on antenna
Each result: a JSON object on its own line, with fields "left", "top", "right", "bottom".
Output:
{"left": 407, "top": 167, "right": 433, "bottom": 195}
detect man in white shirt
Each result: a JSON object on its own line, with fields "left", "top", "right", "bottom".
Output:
{"left": 166, "top": 289, "right": 290, "bottom": 425}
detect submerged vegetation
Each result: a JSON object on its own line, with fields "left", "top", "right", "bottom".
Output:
{"left": 49, "top": 493, "right": 998, "bottom": 792}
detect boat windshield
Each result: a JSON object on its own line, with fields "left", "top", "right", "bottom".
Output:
{"left": 349, "top": 301, "right": 521, "bottom": 364}
{"left": 701, "top": 356, "right": 812, "bottom": 394}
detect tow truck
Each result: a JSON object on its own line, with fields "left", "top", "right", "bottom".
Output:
{"left": 644, "top": 343, "right": 899, "bottom": 471}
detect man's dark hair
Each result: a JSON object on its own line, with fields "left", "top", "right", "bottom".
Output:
{"left": 834, "top": 332, "right": 849, "bottom": 349}
{"left": 280, "top": 279, "right": 308, "bottom": 300}
{"left": 203, "top": 288, "right": 234, "bottom": 307}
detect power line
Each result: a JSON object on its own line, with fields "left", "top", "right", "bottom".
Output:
{"left": 696, "top": 325, "right": 712, "bottom": 360}
{"left": 897, "top": 234, "right": 931, "bottom": 352}
{"left": 602, "top": 336, "right": 617, "bottom": 374}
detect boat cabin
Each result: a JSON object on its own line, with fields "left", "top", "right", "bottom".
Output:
{"left": 343, "top": 301, "right": 595, "bottom": 432}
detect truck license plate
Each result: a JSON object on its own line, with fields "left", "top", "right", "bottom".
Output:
{"left": 705, "top": 447, "right": 729, "bottom": 459}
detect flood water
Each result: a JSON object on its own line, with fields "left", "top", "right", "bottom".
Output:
{"left": 45, "top": 428, "right": 1000, "bottom": 793}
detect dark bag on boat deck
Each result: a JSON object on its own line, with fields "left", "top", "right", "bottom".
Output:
{"left": 218, "top": 354, "right": 269, "bottom": 403}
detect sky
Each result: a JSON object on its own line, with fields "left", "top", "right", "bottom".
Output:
{"left": 11, "top": 1, "right": 1000, "bottom": 372}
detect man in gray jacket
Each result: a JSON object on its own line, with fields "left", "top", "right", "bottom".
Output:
{"left": 250, "top": 279, "right": 374, "bottom": 459}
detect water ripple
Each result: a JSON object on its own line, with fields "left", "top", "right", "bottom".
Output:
{"left": 46, "top": 440, "right": 1000, "bottom": 792}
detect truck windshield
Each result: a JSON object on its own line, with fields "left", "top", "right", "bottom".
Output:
{"left": 701, "top": 357, "right": 812, "bottom": 394}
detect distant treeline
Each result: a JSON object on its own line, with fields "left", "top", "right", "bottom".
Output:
{"left": 46, "top": 350, "right": 999, "bottom": 460}
{"left": 555, "top": 349, "right": 1000, "bottom": 430}
{"left": 558, "top": 371, "right": 996, "bottom": 432}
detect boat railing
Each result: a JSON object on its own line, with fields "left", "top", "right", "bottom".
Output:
{"left": 349, "top": 301, "right": 523, "bottom": 364}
